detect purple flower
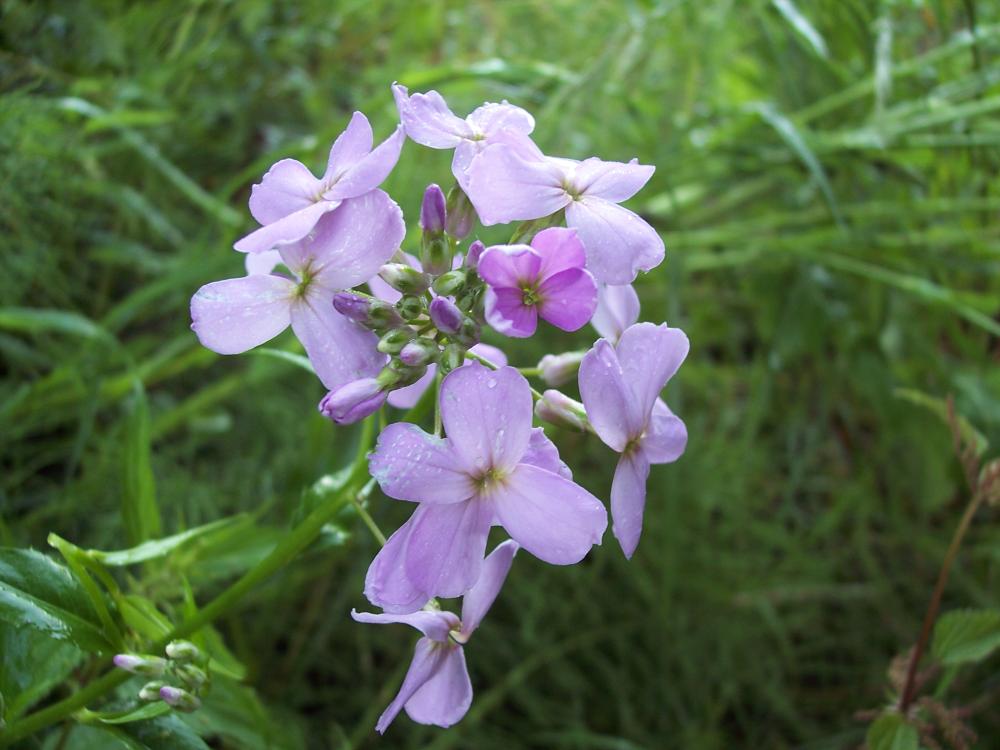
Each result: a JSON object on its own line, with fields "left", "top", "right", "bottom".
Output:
{"left": 578, "top": 323, "right": 688, "bottom": 558}
{"left": 465, "top": 133, "right": 662, "bottom": 284}
{"left": 591, "top": 284, "right": 640, "bottom": 343}
{"left": 388, "top": 344, "right": 506, "bottom": 410}
{"left": 428, "top": 296, "right": 463, "bottom": 335}
{"left": 353, "top": 540, "right": 518, "bottom": 732}
{"left": 191, "top": 190, "right": 404, "bottom": 390}
{"left": 234, "top": 112, "right": 404, "bottom": 254}
{"left": 478, "top": 227, "right": 597, "bottom": 338}
{"left": 319, "top": 377, "right": 387, "bottom": 424}
{"left": 420, "top": 184, "right": 447, "bottom": 234}
{"left": 366, "top": 363, "right": 605, "bottom": 602}
{"left": 392, "top": 84, "right": 535, "bottom": 191}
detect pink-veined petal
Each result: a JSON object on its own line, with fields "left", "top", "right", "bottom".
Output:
{"left": 565, "top": 197, "right": 664, "bottom": 284}
{"left": 351, "top": 608, "right": 459, "bottom": 642}
{"left": 467, "top": 101, "right": 535, "bottom": 138}
{"left": 491, "top": 464, "right": 607, "bottom": 565}
{"left": 404, "top": 500, "right": 492, "bottom": 599}
{"left": 521, "top": 427, "right": 572, "bottom": 479}
{"left": 531, "top": 226, "right": 587, "bottom": 278}
{"left": 244, "top": 249, "right": 284, "bottom": 276}
{"left": 248, "top": 159, "right": 322, "bottom": 225}
{"left": 537, "top": 268, "right": 598, "bottom": 332}
{"left": 484, "top": 287, "right": 538, "bottom": 338}
{"left": 477, "top": 245, "right": 541, "bottom": 288}
{"left": 573, "top": 157, "right": 654, "bottom": 202}
{"left": 465, "top": 144, "right": 568, "bottom": 226}
{"left": 368, "top": 422, "right": 475, "bottom": 504}
{"left": 323, "top": 112, "right": 374, "bottom": 182}
{"left": 615, "top": 323, "right": 689, "bottom": 418}
{"left": 190, "top": 274, "right": 294, "bottom": 354}
{"left": 578, "top": 339, "right": 643, "bottom": 450}
{"left": 404, "top": 645, "right": 472, "bottom": 728}
{"left": 363, "top": 514, "right": 429, "bottom": 613}
{"left": 642, "top": 398, "right": 687, "bottom": 464}
{"left": 324, "top": 126, "right": 405, "bottom": 200}
{"left": 374, "top": 637, "right": 447, "bottom": 734}
{"left": 289, "top": 295, "right": 385, "bottom": 390}
{"left": 591, "top": 284, "right": 640, "bottom": 342}
{"left": 610, "top": 450, "right": 650, "bottom": 559}
{"left": 440, "top": 363, "right": 533, "bottom": 473}
{"left": 233, "top": 201, "right": 339, "bottom": 254}
{"left": 393, "top": 84, "right": 472, "bottom": 148}
{"left": 460, "top": 540, "right": 518, "bottom": 636}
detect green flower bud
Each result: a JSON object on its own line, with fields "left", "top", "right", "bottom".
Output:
{"left": 397, "top": 295, "right": 425, "bottom": 321}
{"left": 165, "top": 640, "right": 201, "bottom": 663}
{"left": 377, "top": 327, "right": 416, "bottom": 355}
{"left": 439, "top": 343, "right": 464, "bottom": 374}
{"left": 420, "top": 235, "right": 452, "bottom": 276}
{"left": 177, "top": 664, "right": 208, "bottom": 690}
{"left": 159, "top": 686, "right": 201, "bottom": 713}
{"left": 453, "top": 317, "right": 481, "bottom": 348}
{"left": 387, "top": 359, "right": 428, "bottom": 387}
{"left": 379, "top": 263, "right": 432, "bottom": 295}
{"left": 139, "top": 681, "right": 166, "bottom": 702}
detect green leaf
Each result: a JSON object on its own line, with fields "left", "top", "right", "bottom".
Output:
{"left": 82, "top": 702, "right": 172, "bottom": 725}
{"left": 121, "top": 712, "right": 211, "bottom": 750}
{"left": 893, "top": 389, "right": 988, "bottom": 457}
{"left": 932, "top": 609, "right": 1000, "bottom": 666}
{"left": 118, "top": 595, "right": 173, "bottom": 640}
{"left": 248, "top": 348, "right": 315, "bottom": 374}
{"left": 0, "top": 307, "right": 114, "bottom": 342}
{"left": 0, "top": 549, "right": 113, "bottom": 653}
{"left": 91, "top": 516, "right": 246, "bottom": 566}
{"left": 866, "top": 713, "right": 919, "bottom": 750}
{"left": 770, "top": 0, "right": 828, "bottom": 58}
{"left": 0, "top": 621, "right": 84, "bottom": 720}
{"left": 122, "top": 385, "right": 162, "bottom": 545}
{"left": 181, "top": 676, "right": 305, "bottom": 750}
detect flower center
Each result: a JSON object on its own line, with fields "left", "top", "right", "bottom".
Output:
{"left": 475, "top": 466, "right": 508, "bottom": 493}
{"left": 521, "top": 284, "right": 541, "bottom": 307}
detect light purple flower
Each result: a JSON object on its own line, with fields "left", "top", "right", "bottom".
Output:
{"left": 591, "top": 284, "right": 640, "bottom": 343}
{"left": 367, "top": 363, "right": 605, "bottom": 602}
{"left": 234, "top": 112, "right": 404, "bottom": 254}
{"left": 191, "top": 190, "right": 404, "bottom": 390}
{"left": 579, "top": 323, "right": 688, "bottom": 559}
{"left": 465, "top": 133, "right": 662, "bottom": 284}
{"left": 353, "top": 540, "right": 518, "bottom": 732}
{"left": 319, "top": 377, "right": 387, "bottom": 424}
{"left": 388, "top": 344, "right": 506, "bottom": 410}
{"left": 392, "top": 83, "right": 535, "bottom": 191}
{"left": 478, "top": 227, "right": 597, "bottom": 338}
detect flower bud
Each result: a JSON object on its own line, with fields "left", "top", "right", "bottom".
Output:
{"left": 399, "top": 338, "right": 439, "bottom": 367}
{"left": 139, "top": 681, "right": 165, "bottom": 702}
{"left": 377, "top": 327, "right": 415, "bottom": 355}
{"left": 113, "top": 654, "right": 168, "bottom": 677}
{"left": 387, "top": 360, "right": 428, "bottom": 387}
{"left": 332, "top": 292, "right": 369, "bottom": 323}
{"left": 446, "top": 185, "right": 476, "bottom": 239}
{"left": 535, "top": 390, "right": 588, "bottom": 431}
{"left": 165, "top": 640, "right": 201, "bottom": 663}
{"left": 379, "top": 263, "right": 432, "bottom": 295}
{"left": 177, "top": 664, "right": 208, "bottom": 690}
{"left": 397, "top": 295, "right": 425, "bottom": 321}
{"left": 420, "top": 184, "right": 447, "bottom": 235}
{"left": 159, "top": 686, "right": 201, "bottom": 712}
{"left": 439, "top": 343, "right": 464, "bottom": 374}
{"left": 432, "top": 270, "right": 467, "bottom": 297}
{"left": 333, "top": 293, "right": 402, "bottom": 331}
{"left": 464, "top": 240, "right": 485, "bottom": 270}
{"left": 537, "top": 351, "right": 585, "bottom": 386}
{"left": 453, "top": 317, "right": 481, "bottom": 348}
{"left": 429, "top": 296, "right": 463, "bottom": 335}
{"left": 421, "top": 235, "right": 452, "bottom": 276}
{"left": 318, "top": 378, "right": 387, "bottom": 424}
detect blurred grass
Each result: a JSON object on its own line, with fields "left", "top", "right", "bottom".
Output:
{"left": 2, "top": 0, "right": 999, "bottom": 747}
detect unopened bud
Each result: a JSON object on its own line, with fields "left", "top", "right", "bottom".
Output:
{"left": 399, "top": 338, "right": 439, "bottom": 367}
{"left": 537, "top": 351, "right": 585, "bottom": 386}
{"left": 439, "top": 343, "right": 464, "bottom": 374}
{"left": 535, "top": 390, "right": 588, "bottom": 431}
{"left": 377, "top": 327, "right": 415, "bottom": 355}
{"left": 139, "top": 681, "right": 165, "bottom": 702}
{"left": 386, "top": 359, "right": 428, "bottom": 387}
{"left": 159, "top": 686, "right": 201, "bottom": 712}
{"left": 420, "top": 184, "right": 447, "bottom": 235}
{"left": 453, "top": 317, "right": 481, "bottom": 348}
{"left": 421, "top": 235, "right": 452, "bottom": 276}
{"left": 113, "top": 654, "right": 167, "bottom": 677}
{"left": 433, "top": 270, "right": 467, "bottom": 297}
{"left": 446, "top": 185, "right": 476, "bottom": 239}
{"left": 177, "top": 664, "right": 208, "bottom": 690}
{"left": 465, "top": 240, "right": 485, "bottom": 270}
{"left": 333, "top": 293, "right": 402, "bottom": 331}
{"left": 379, "top": 263, "right": 432, "bottom": 295}
{"left": 332, "top": 292, "right": 369, "bottom": 323}
{"left": 429, "top": 296, "right": 463, "bottom": 335}
{"left": 319, "top": 378, "right": 387, "bottom": 424}
{"left": 165, "top": 640, "right": 201, "bottom": 663}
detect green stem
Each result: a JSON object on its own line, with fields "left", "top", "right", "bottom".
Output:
{"left": 1, "top": 417, "right": 377, "bottom": 746}
{"left": 349, "top": 479, "right": 385, "bottom": 546}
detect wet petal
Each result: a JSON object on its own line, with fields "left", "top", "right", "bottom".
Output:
{"left": 289, "top": 295, "right": 385, "bottom": 390}
{"left": 565, "top": 197, "right": 664, "bottom": 284}
{"left": 477, "top": 245, "right": 541, "bottom": 289}
{"left": 374, "top": 637, "right": 447, "bottom": 734}
{"left": 233, "top": 201, "right": 339, "bottom": 254}
{"left": 324, "top": 126, "right": 405, "bottom": 200}
{"left": 520, "top": 427, "right": 572, "bottom": 479}
{"left": 573, "top": 157, "right": 654, "bottom": 202}
{"left": 405, "top": 500, "right": 492, "bottom": 599}
{"left": 616, "top": 323, "right": 689, "bottom": 418}
{"left": 351, "top": 608, "right": 459, "bottom": 642}
{"left": 642, "top": 398, "right": 687, "bottom": 464}
{"left": 537, "top": 268, "right": 598, "bottom": 332}
{"left": 248, "top": 159, "right": 322, "bottom": 225}
{"left": 484, "top": 287, "right": 538, "bottom": 339}
{"left": 610, "top": 451, "right": 650, "bottom": 559}
{"left": 244, "top": 249, "right": 283, "bottom": 276}
{"left": 323, "top": 112, "right": 374, "bottom": 182}
{"left": 531, "top": 226, "right": 587, "bottom": 279}
{"left": 404, "top": 645, "right": 472, "bottom": 728}
{"left": 393, "top": 84, "right": 472, "bottom": 148}
{"left": 465, "top": 143, "right": 568, "bottom": 226}
{"left": 363, "top": 514, "right": 429, "bottom": 614}
{"left": 190, "top": 274, "right": 294, "bottom": 354}
{"left": 591, "top": 284, "right": 640, "bottom": 342}
{"left": 368, "top": 422, "right": 474, "bottom": 504}
{"left": 466, "top": 101, "right": 535, "bottom": 138}
{"left": 460, "top": 540, "right": 518, "bottom": 636}
{"left": 578, "top": 339, "right": 643, "bottom": 450}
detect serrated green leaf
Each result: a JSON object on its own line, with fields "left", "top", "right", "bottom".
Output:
{"left": 122, "top": 385, "right": 161, "bottom": 545}
{"left": 932, "top": 608, "right": 1000, "bottom": 666}
{"left": 92, "top": 516, "right": 246, "bottom": 566}
{"left": 866, "top": 713, "right": 918, "bottom": 750}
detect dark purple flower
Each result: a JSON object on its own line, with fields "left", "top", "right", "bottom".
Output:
{"left": 420, "top": 184, "right": 447, "bottom": 234}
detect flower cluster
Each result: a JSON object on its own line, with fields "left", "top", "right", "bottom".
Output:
{"left": 113, "top": 640, "right": 206, "bottom": 712}
{"left": 190, "top": 83, "right": 690, "bottom": 733}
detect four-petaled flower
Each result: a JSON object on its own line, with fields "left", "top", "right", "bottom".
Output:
{"left": 353, "top": 540, "right": 519, "bottom": 733}
{"left": 234, "top": 112, "right": 404, "bottom": 254}
{"left": 579, "top": 322, "right": 688, "bottom": 558}
{"left": 465, "top": 132, "right": 662, "bottom": 284}
{"left": 478, "top": 227, "right": 598, "bottom": 339}
{"left": 191, "top": 190, "right": 404, "bottom": 390}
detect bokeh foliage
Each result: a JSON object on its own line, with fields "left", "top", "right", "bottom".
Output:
{"left": 2, "top": 0, "right": 999, "bottom": 747}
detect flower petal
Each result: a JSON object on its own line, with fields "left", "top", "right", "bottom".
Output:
{"left": 484, "top": 287, "right": 538, "bottom": 339}
{"left": 573, "top": 157, "right": 654, "bottom": 202}
{"left": 440, "top": 363, "right": 533, "bottom": 472}
{"left": 324, "top": 126, "right": 405, "bottom": 201}
{"left": 610, "top": 450, "right": 650, "bottom": 559}
{"left": 405, "top": 500, "right": 492, "bottom": 599}
{"left": 363, "top": 514, "right": 429, "bottom": 613}
{"left": 393, "top": 84, "right": 472, "bottom": 148}
{"left": 190, "top": 274, "right": 294, "bottom": 354}
{"left": 460, "top": 540, "right": 518, "bottom": 636}
{"left": 492, "top": 464, "right": 607, "bottom": 565}
{"left": 537, "top": 268, "right": 598, "bottom": 332}
{"left": 477, "top": 245, "right": 541, "bottom": 289}
{"left": 578, "top": 339, "right": 643, "bottom": 450}
{"left": 615, "top": 323, "right": 689, "bottom": 418}
{"left": 531, "top": 226, "right": 587, "bottom": 279}
{"left": 404, "top": 645, "right": 472, "bottom": 728}
{"left": 591, "top": 284, "right": 640, "bottom": 342}
{"left": 368, "top": 422, "right": 475, "bottom": 504}
{"left": 244, "top": 249, "right": 283, "bottom": 276}
{"left": 565, "top": 197, "right": 664, "bottom": 284}
{"left": 323, "top": 112, "right": 374, "bottom": 182}
{"left": 520, "top": 427, "right": 572, "bottom": 479}
{"left": 374, "top": 637, "right": 447, "bottom": 734}
{"left": 642, "top": 398, "right": 687, "bottom": 464}
{"left": 466, "top": 101, "right": 535, "bottom": 138}
{"left": 289, "top": 295, "right": 385, "bottom": 390}
{"left": 465, "top": 143, "right": 568, "bottom": 226}
{"left": 233, "top": 201, "right": 339, "bottom": 254}
{"left": 248, "top": 159, "right": 322, "bottom": 225}
{"left": 351, "top": 608, "right": 459, "bottom": 642}
{"left": 469, "top": 343, "right": 508, "bottom": 368}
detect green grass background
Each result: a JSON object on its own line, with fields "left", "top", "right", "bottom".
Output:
{"left": 2, "top": 0, "right": 1000, "bottom": 747}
